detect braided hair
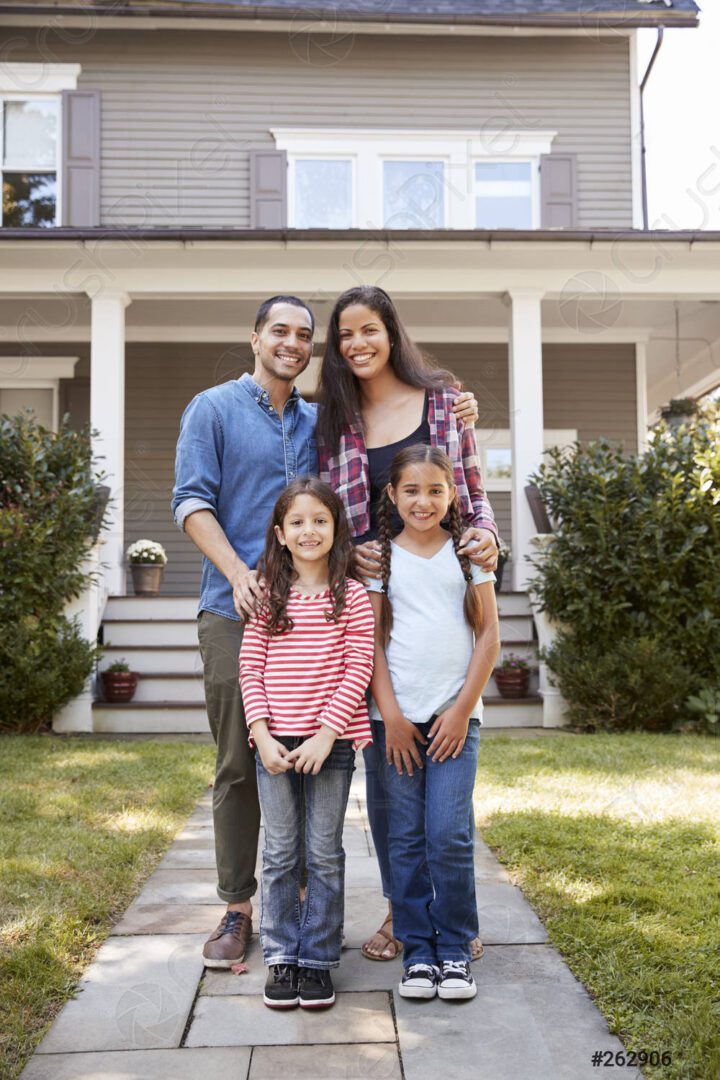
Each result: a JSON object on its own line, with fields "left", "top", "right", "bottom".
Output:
{"left": 376, "top": 445, "right": 485, "bottom": 647}
{"left": 259, "top": 477, "right": 359, "bottom": 636}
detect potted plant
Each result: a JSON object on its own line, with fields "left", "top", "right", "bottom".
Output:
{"left": 126, "top": 539, "right": 168, "bottom": 596}
{"left": 495, "top": 539, "right": 511, "bottom": 593}
{"left": 100, "top": 660, "right": 139, "bottom": 703}
{"left": 493, "top": 653, "right": 531, "bottom": 699}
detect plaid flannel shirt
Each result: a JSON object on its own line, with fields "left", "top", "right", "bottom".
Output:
{"left": 318, "top": 386, "right": 498, "bottom": 541}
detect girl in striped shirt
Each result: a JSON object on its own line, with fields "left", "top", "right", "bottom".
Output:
{"left": 240, "top": 477, "right": 375, "bottom": 1010}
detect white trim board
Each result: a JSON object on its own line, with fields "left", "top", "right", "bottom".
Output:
{"left": 0, "top": 63, "right": 80, "bottom": 94}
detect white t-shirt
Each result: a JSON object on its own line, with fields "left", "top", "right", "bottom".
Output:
{"left": 366, "top": 537, "right": 495, "bottom": 725}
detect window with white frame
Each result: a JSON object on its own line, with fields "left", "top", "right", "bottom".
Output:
{"left": 476, "top": 429, "right": 578, "bottom": 491}
{"left": 0, "top": 63, "right": 80, "bottom": 228}
{"left": 0, "top": 357, "right": 79, "bottom": 430}
{"left": 272, "top": 128, "right": 556, "bottom": 229}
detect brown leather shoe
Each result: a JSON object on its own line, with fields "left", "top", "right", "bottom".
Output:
{"left": 203, "top": 910, "right": 252, "bottom": 968}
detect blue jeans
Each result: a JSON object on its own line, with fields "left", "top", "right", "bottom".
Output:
{"left": 255, "top": 736, "right": 355, "bottom": 970}
{"left": 376, "top": 719, "right": 481, "bottom": 966}
{"left": 363, "top": 716, "right": 392, "bottom": 898}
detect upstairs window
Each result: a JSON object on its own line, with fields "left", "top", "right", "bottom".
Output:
{"left": 474, "top": 161, "right": 533, "bottom": 230}
{"left": 383, "top": 160, "right": 445, "bottom": 228}
{"left": 293, "top": 158, "right": 353, "bottom": 228}
{"left": 1, "top": 98, "right": 59, "bottom": 227}
{"left": 272, "top": 129, "right": 555, "bottom": 230}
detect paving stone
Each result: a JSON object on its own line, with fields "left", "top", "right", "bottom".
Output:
{"left": 396, "top": 978, "right": 629, "bottom": 1080}
{"left": 342, "top": 825, "right": 372, "bottom": 855}
{"left": 21, "top": 1047, "right": 250, "bottom": 1080}
{"left": 344, "top": 855, "right": 382, "bottom": 888}
{"left": 173, "top": 823, "right": 214, "bottom": 844}
{"left": 250, "top": 1043, "right": 402, "bottom": 1079}
{"left": 160, "top": 846, "right": 218, "bottom": 869}
{"left": 200, "top": 937, "right": 266, "bottom": 996}
{"left": 475, "top": 883, "right": 548, "bottom": 944}
{"left": 185, "top": 991, "right": 396, "bottom": 1047}
{"left": 114, "top": 903, "right": 226, "bottom": 936}
{"left": 36, "top": 935, "right": 206, "bottom": 1054}
{"left": 342, "top": 888, "right": 392, "bottom": 948}
{"left": 134, "top": 869, "right": 219, "bottom": 906}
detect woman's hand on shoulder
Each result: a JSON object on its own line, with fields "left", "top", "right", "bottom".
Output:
{"left": 383, "top": 713, "right": 427, "bottom": 776}
{"left": 354, "top": 541, "right": 382, "bottom": 581}
{"left": 452, "top": 389, "right": 479, "bottom": 426}
{"left": 427, "top": 706, "right": 469, "bottom": 762}
{"left": 457, "top": 527, "right": 498, "bottom": 572}
{"left": 286, "top": 726, "right": 337, "bottom": 775}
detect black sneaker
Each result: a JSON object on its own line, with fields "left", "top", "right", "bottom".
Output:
{"left": 398, "top": 963, "right": 439, "bottom": 1000}
{"left": 263, "top": 964, "right": 299, "bottom": 1009}
{"left": 437, "top": 960, "right": 477, "bottom": 1000}
{"left": 297, "top": 967, "right": 335, "bottom": 1008}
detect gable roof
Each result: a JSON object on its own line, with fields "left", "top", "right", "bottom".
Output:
{"left": 0, "top": 0, "right": 700, "bottom": 28}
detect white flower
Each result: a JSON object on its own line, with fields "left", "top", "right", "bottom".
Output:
{"left": 126, "top": 539, "right": 168, "bottom": 565}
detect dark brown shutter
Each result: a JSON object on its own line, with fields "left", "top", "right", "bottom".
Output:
{"left": 61, "top": 89, "right": 101, "bottom": 226}
{"left": 250, "top": 150, "right": 287, "bottom": 228}
{"left": 539, "top": 153, "right": 577, "bottom": 228}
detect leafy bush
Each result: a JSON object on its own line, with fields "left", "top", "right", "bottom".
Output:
{"left": 529, "top": 402, "right": 720, "bottom": 731}
{"left": 0, "top": 413, "right": 104, "bottom": 732}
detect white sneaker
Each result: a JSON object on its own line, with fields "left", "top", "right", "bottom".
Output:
{"left": 398, "top": 963, "right": 439, "bottom": 999}
{"left": 437, "top": 960, "right": 477, "bottom": 1000}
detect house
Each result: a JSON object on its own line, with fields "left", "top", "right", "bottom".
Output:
{"left": 0, "top": 0, "right": 713, "bottom": 734}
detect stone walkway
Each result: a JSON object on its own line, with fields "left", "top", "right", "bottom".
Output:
{"left": 22, "top": 759, "right": 631, "bottom": 1080}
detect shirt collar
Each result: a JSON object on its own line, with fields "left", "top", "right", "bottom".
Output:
{"left": 239, "top": 372, "right": 301, "bottom": 407}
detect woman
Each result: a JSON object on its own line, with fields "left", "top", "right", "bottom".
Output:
{"left": 316, "top": 285, "right": 498, "bottom": 962}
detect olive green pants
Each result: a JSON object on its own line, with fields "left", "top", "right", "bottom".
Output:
{"left": 198, "top": 610, "right": 260, "bottom": 904}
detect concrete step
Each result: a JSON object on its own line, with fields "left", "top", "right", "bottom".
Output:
{"left": 482, "top": 694, "right": 544, "bottom": 727}
{"left": 100, "top": 645, "right": 202, "bottom": 674}
{"left": 92, "top": 701, "right": 210, "bottom": 734}
{"left": 102, "top": 618, "right": 198, "bottom": 647}
{"left": 495, "top": 591, "right": 533, "bottom": 617}
{"left": 497, "top": 614, "right": 535, "bottom": 643}
{"left": 128, "top": 674, "right": 206, "bottom": 703}
{"left": 105, "top": 596, "right": 198, "bottom": 620}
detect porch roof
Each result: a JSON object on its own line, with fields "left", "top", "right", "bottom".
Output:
{"left": 0, "top": 0, "right": 700, "bottom": 26}
{"left": 1, "top": 227, "right": 719, "bottom": 243}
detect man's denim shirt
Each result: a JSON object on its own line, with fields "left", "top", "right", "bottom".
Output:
{"left": 172, "top": 373, "right": 318, "bottom": 621}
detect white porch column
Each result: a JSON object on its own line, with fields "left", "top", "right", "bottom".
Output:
{"left": 90, "top": 291, "right": 131, "bottom": 596}
{"left": 508, "top": 288, "right": 545, "bottom": 591}
{"left": 635, "top": 342, "right": 649, "bottom": 454}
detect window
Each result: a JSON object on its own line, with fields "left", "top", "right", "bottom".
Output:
{"left": 476, "top": 429, "right": 578, "bottom": 491}
{"left": 475, "top": 161, "right": 533, "bottom": 230}
{"left": 383, "top": 160, "right": 444, "bottom": 228}
{"left": 293, "top": 158, "right": 353, "bottom": 228}
{"left": 0, "top": 63, "right": 81, "bottom": 228}
{"left": 272, "top": 128, "right": 556, "bottom": 230}
{"left": 1, "top": 98, "right": 59, "bottom": 226}
{"left": 0, "top": 357, "right": 79, "bottom": 431}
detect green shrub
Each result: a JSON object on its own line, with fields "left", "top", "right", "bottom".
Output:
{"left": 0, "top": 413, "right": 104, "bottom": 732}
{"left": 529, "top": 402, "right": 720, "bottom": 731}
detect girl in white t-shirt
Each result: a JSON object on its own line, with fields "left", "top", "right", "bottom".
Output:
{"left": 366, "top": 445, "right": 500, "bottom": 1002}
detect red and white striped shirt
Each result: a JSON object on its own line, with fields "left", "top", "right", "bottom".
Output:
{"left": 239, "top": 577, "right": 374, "bottom": 746}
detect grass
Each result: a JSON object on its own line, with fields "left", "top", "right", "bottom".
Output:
{"left": 0, "top": 735, "right": 215, "bottom": 1080}
{"left": 474, "top": 732, "right": 720, "bottom": 1080}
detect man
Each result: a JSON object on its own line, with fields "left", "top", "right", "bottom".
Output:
{"left": 172, "top": 296, "right": 317, "bottom": 966}
{"left": 172, "top": 295, "right": 498, "bottom": 967}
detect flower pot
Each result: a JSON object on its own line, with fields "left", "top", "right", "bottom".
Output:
{"left": 130, "top": 562, "right": 164, "bottom": 596}
{"left": 100, "top": 670, "right": 139, "bottom": 703}
{"left": 494, "top": 668, "right": 530, "bottom": 699}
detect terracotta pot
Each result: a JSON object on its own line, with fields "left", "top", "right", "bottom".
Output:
{"left": 130, "top": 562, "right": 164, "bottom": 596}
{"left": 494, "top": 668, "right": 530, "bottom": 699}
{"left": 100, "top": 671, "right": 139, "bottom": 703}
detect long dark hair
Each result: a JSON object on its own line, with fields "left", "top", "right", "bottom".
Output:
{"left": 260, "top": 477, "right": 358, "bottom": 635}
{"left": 376, "top": 445, "right": 484, "bottom": 647}
{"left": 316, "top": 285, "right": 455, "bottom": 455}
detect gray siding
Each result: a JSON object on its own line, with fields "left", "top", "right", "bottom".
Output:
{"left": 1, "top": 29, "right": 633, "bottom": 228}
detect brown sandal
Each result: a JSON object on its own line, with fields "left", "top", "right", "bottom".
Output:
{"left": 361, "top": 914, "right": 403, "bottom": 961}
{"left": 471, "top": 936, "right": 485, "bottom": 962}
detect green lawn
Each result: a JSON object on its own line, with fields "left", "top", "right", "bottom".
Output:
{"left": 475, "top": 732, "right": 720, "bottom": 1080}
{"left": 0, "top": 735, "right": 215, "bottom": 1080}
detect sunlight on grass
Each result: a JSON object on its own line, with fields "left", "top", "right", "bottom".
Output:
{"left": 475, "top": 733, "right": 720, "bottom": 1080}
{"left": 0, "top": 736, "right": 215, "bottom": 1080}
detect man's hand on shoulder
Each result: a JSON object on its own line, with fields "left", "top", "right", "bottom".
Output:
{"left": 232, "top": 569, "right": 267, "bottom": 618}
